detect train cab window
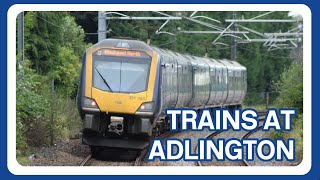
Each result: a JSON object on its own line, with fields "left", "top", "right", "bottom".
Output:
{"left": 92, "top": 54, "right": 151, "bottom": 93}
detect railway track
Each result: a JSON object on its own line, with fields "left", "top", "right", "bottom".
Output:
{"left": 80, "top": 110, "right": 267, "bottom": 166}
{"left": 196, "top": 110, "right": 267, "bottom": 166}
{"left": 134, "top": 130, "right": 179, "bottom": 166}
{"left": 79, "top": 130, "right": 179, "bottom": 166}
{"left": 238, "top": 126, "right": 263, "bottom": 166}
{"left": 79, "top": 154, "right": 93, "bottom": 166}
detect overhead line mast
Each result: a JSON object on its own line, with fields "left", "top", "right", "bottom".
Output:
{"left": 18, "top": 12, "right": 24, "bottom": 61}
{"left": 98, "top": 11, "right": 107, "bottom": 41}
{"left": 231, "top": 11, "right": 237, "bottom": 61}
{"left": 95, "top": 11, "right": 302, "bottom": 52}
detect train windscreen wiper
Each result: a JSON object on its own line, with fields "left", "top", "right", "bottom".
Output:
{"left": 94, "top": 66, "right": 113, "bottom": 92}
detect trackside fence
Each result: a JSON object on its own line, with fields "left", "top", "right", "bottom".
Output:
{"left": 244, "top": 91, "right": 279, "bottom": 110}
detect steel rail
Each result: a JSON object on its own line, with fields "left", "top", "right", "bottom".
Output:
{"left": 197, "top": 110, "right": 267, "bottom": 166}
{"left": 79, "top": 154, "right": 93, "bottom": 166}
{"left": 239, "top": 126, "right": 263, "bottom": 166}
{"left": 134, "top": 131, "right": 179, "bottom": 166}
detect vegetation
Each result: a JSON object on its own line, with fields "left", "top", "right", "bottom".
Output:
{"left": 72, "top": 11, "right": 295, "bottom": 93}
{"left": 17, "top": 12, "right": 89, "bottom": 157}
{"left": 269, "top": 61, "right": 303, "bottom": 162}
{"left": 273, "top": 62, "right": 303, "bottom": 113}
{"left": 17, "top": 11, "right": 302, "bottom": 162}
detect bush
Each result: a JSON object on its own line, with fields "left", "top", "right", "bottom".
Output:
{"left": 269, "top": 114, "right": 303, "bottom": 162}
{"left": 273, "top": 62, "right": 303, "bottom": 113}
{"left": 270, "top": 62, "right": 303, "bottom": 163}
{"left": 53, "top": 93, "right": 82, "bottom": 139}
{"left": 16, "top": 60, "right": 51, "bottom": 150}
{"left": 16, "top": 60, "right": 82, "bottom": 155}
{"left": 16, "top": 12, "right": 87, "bottom": 158}
{"left": 48, "top": 46, "right": 81, "bottom": 96}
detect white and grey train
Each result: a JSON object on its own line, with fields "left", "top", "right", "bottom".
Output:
{"left": 78, "top": 39, "right": 247, "bottom": 150}
{"left": 153, "top": 46, "right": 247, "bottom": 111}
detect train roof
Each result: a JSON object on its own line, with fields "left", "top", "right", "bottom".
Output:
{"left": 90, "top": 39, "right": 246, "bottom": 69}
{"left": 89, "top": 38, "right": 154, "bottom": 51}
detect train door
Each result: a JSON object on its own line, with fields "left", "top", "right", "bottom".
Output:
{"left": 191, "top": 62, "right": 198, "bottom": 107}
{"left": 210, "top": 66, "right": 217, "bottom": 106}
{"left": 206, "top": 65, "right": 215, "bottom": 106}
{"left": 242, "top": 68, "right": 247, "bottom": 102}
{"left": 228, "top": 69, "right": 235, "bottom": 104}
{"left": 236, "top": 70, "right": 242, "bottom": 103}
{"left": 189, "top": 60, "right": 198, "bottom": 107}
{"left": 184, "top": 60, "right": 193, "bottom": 107}
{"left": 161, "top": 55, "right": 170, "bottom": 109}
{"left": 232, "top": 68, "right": 241, "bottom": 103}
{"left": 171, "top": 56, "right": 178, "bottom": 108}
{"left": 215, "top": 67, "right": 222, "bottom": 105}
{"left": 200, "top": 58, "right": 212, "bottom": 106}
{"left": 175, "top": 57, "right": 183, "bottom": 108}
{"left": 167, "top": 56, "right": 174, "bottom": 107}
{"left": 203, "top": 63, "right": 211, "bottom": 107}
{"left": 221, "top": 66, "right": 228, "bottom": 105}
{"left": 240, "top": 71, "right": 244, "bottom": 102}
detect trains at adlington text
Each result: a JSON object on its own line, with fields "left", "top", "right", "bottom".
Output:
{"left": 77, "top": 38, "right": 247, "bottom": 151}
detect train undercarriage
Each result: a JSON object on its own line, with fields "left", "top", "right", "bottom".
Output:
{"left": 82, "top": 105, "right": 241, "bottom": 160}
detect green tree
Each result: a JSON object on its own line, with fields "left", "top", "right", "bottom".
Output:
{"left": 24, "top": 12, "right": 66, "bottom": 74}
{"left": 24, "top": 12, "right": 89, "bottom": 96}
{"left": 90, "top": 11, "right": 295, "bottom": 94}
{"left": 17, "top": 12, "right": 89, "bottom": 152}
{"left": 273, "top": 62, "right": 303, "bottom": 112}
{"left": 16, "top": 60, "right": 50, "bottom": 149}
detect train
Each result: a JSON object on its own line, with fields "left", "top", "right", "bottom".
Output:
{"left": 77, "top": 38, "right": 247, "bottom": 154}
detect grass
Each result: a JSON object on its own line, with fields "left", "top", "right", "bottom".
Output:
{"left": 16, "top": 93, "right": 82, "bottom": 165}
{"left": 54, "top": 94, "right": 82, "bottom": 139}
{"left": 17, "top": 156, "right": 30, "bottom": 166}
{"left": 269, "top": 114, "right": 303, "bottom": 163}
{"left": 242, "top": 104, "right": 276, "bottom": 111}
{"left": 245, "top": 103, "right": 303, "bottom": 163}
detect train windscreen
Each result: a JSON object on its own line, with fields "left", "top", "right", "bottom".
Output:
{"left": 92, "top": 53, "right": 151, "bottom": 93}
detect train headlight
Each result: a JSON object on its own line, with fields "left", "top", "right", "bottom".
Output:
{"left": 83, "top": 97, "right": 98, "bottom": 109}
{"left": 137, "top": 102, "right": 154, "bottom": 112}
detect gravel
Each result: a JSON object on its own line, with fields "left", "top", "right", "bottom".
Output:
{"left": 28, "top": 139, "right": 90, "bottom": 166}
{"left": 245, "top": 130, "right": 301, "bottom": 166}
{"left": 26, "top": 126, "right": 301, "bottom": 166}
{"left": 141, "top": 130, "right": 210, "bottom": 166}
{"left": 27, "top": 139, "right": 135, "bottom": 166}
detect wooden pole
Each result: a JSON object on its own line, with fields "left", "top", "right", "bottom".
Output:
{"left": 50, "top": 79, "right": 55, "bottom": 146}
{"left": 18, "top": 12, "right": 24, "bottom": 61}
{"left": 266, "top": 92, "right": 270, "bottom": 109}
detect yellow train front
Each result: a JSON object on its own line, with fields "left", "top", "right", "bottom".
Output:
{"left": 77, "top": 38, "right": 247, "bottom": 153}
{"left": 77, "top": 39, "right": 162, "bottom": 151}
